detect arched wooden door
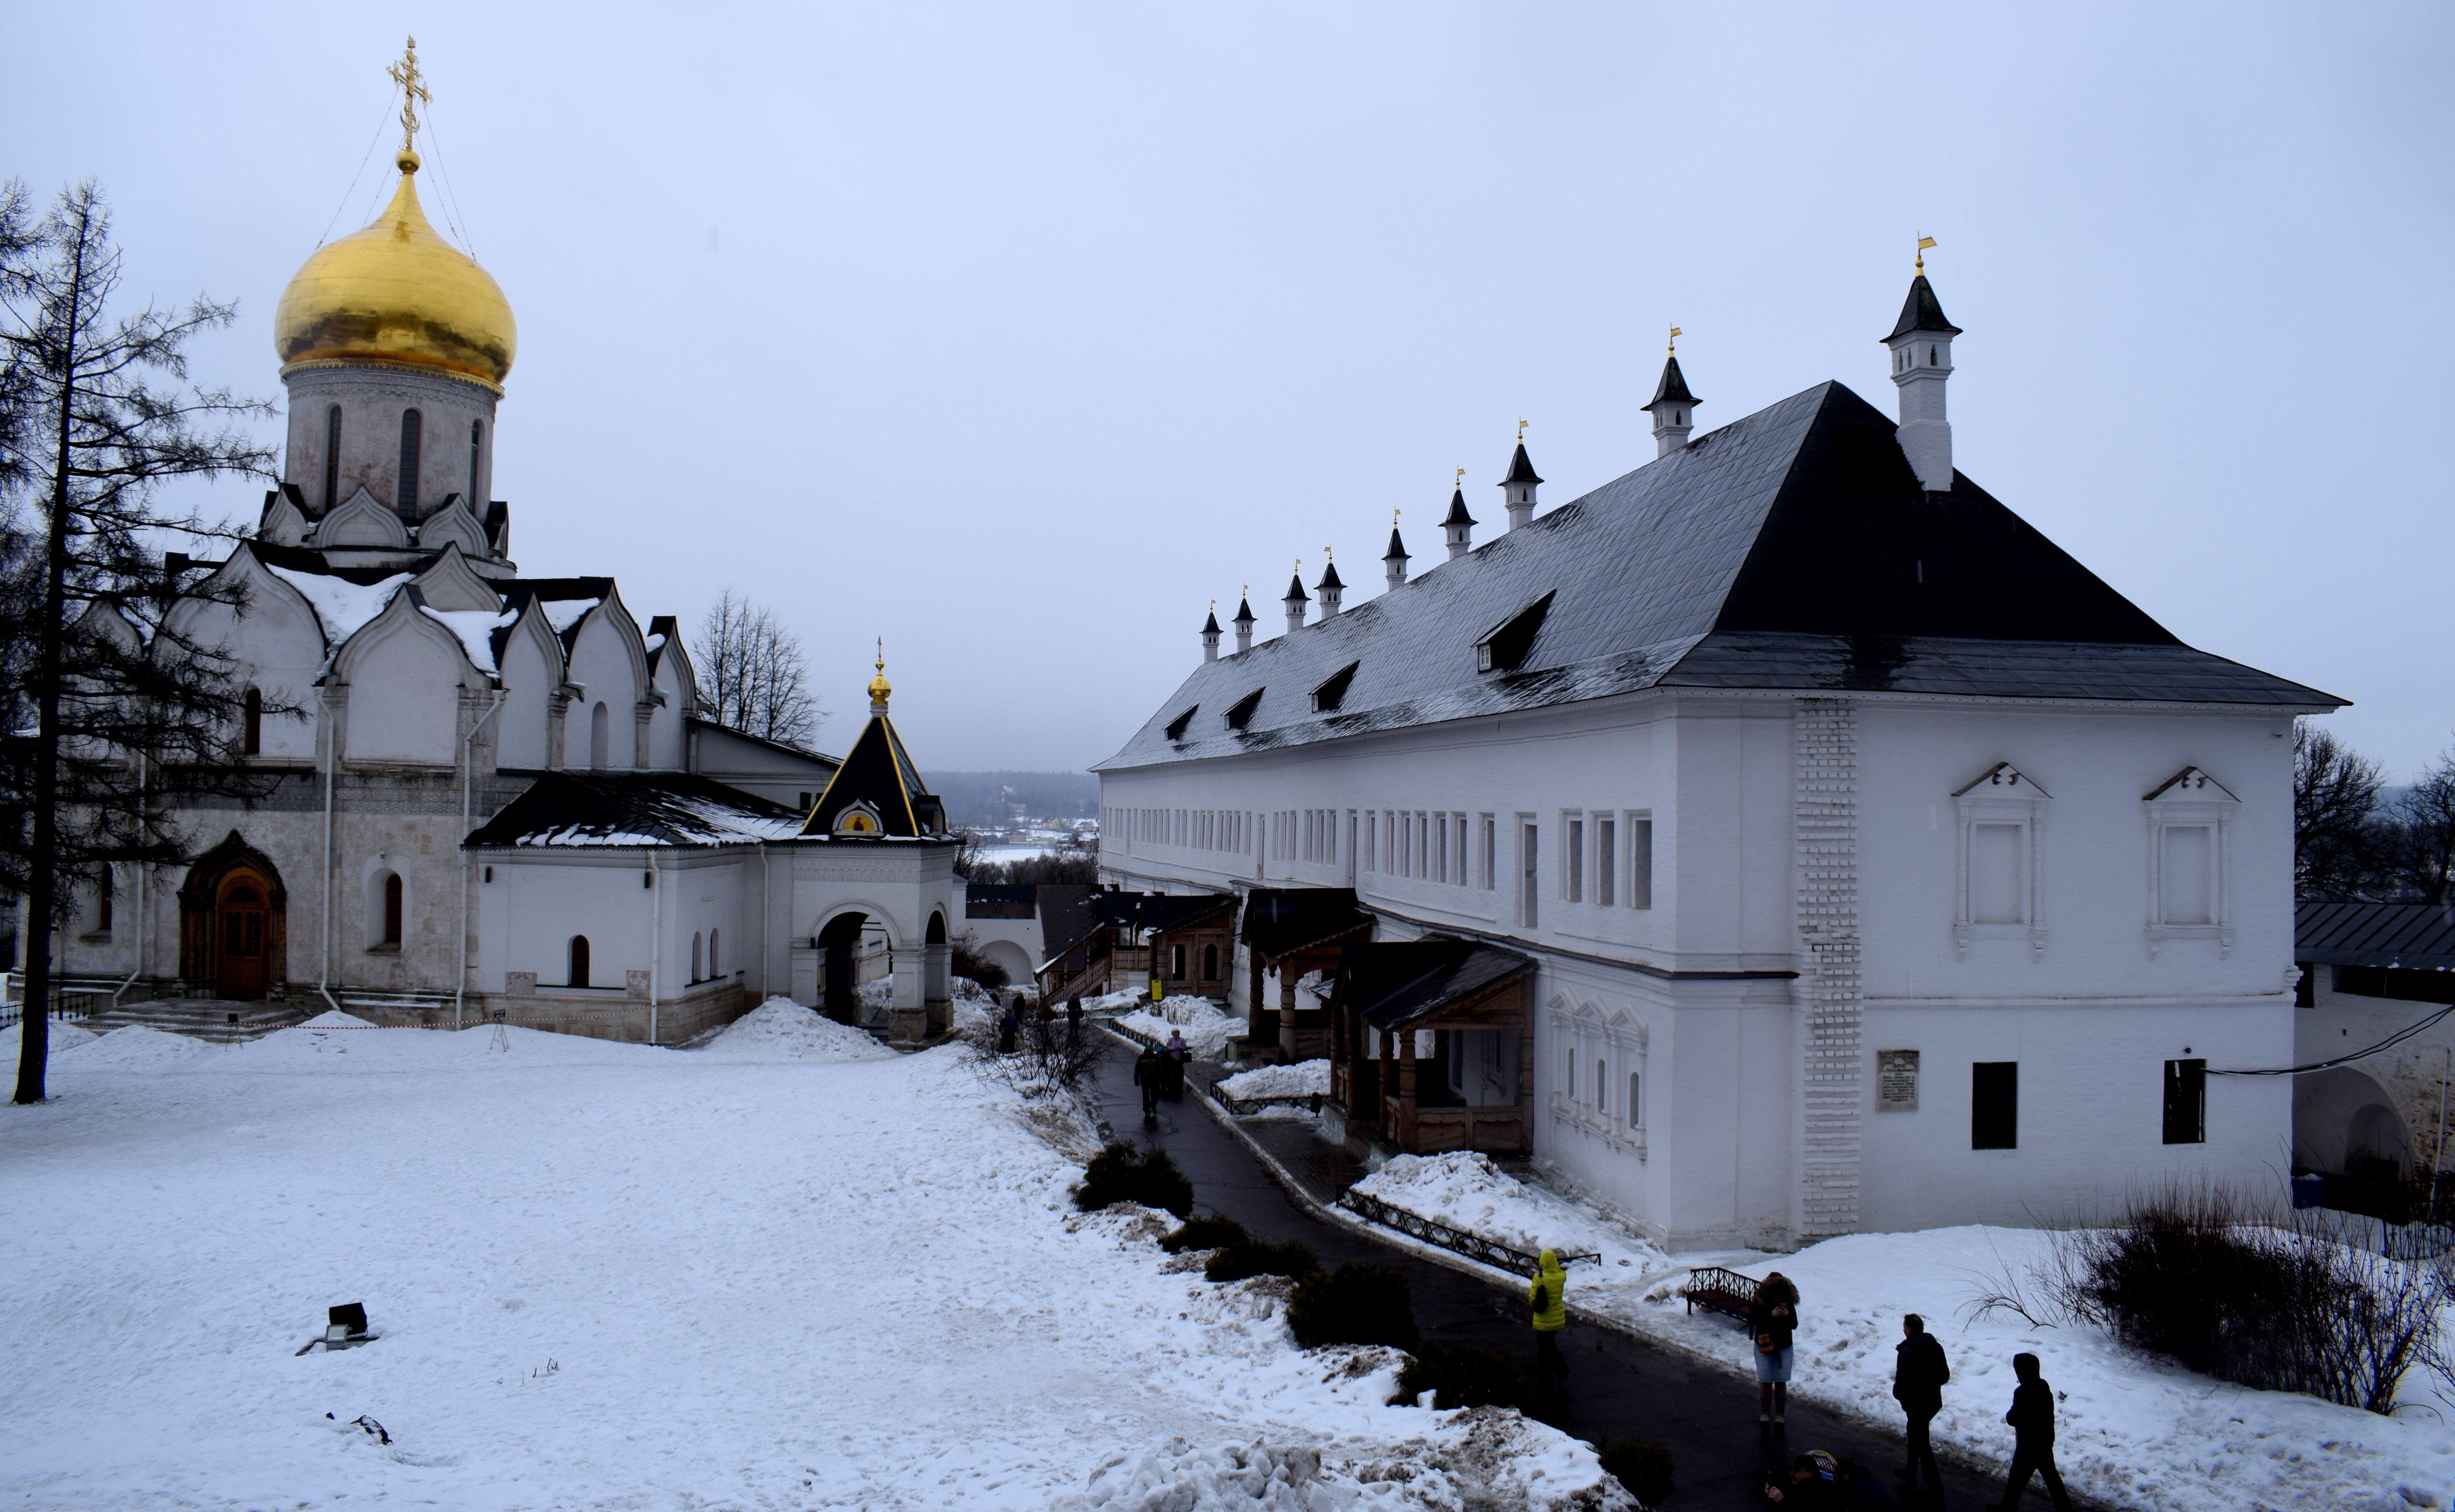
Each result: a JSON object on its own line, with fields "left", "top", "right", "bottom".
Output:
{"left": 215, "top": 871, "right": 272, "bottom": 999}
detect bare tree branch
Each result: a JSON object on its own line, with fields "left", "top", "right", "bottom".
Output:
{"left": 691, "top": 587, "right": 824, "bottom": 747}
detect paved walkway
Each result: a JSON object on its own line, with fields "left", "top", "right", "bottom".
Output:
{"left": 1090, "top": 1039, "right": 2079, "bottom": 1510}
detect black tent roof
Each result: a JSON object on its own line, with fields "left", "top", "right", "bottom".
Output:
{"left": 1502, "top": 443, "right": 1543, "bottom": 486}
{"left": 798, "top": 711, "right": 946, "bottom": 839}
{"left": 1886, "top": 274, "right": 1963, "bottom": 341}
{"left": 1384, "top": 526, "right": 1409, "bottom": 560}
{"left": 1099, "top": 381, "right": 2340, "bottom": 771}
{"left": 1337, "top": 939, "right": 1534, "bottom": 1029}
{"left": 1240, "top": 887, "right": 1373, "bottom": 960}
{"left": 1443, "top": 489, "right": 1477, "bottom": 526}
{"left": 1319, "top": 558, "right": 1345, "bottom": 590}
{"left": 1644, "top": 354, "right": 1699, "bottom": 410}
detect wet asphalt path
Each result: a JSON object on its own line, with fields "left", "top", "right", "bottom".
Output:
{"left": 1083, "top": 1040, "right": 2066, "bottom": 1510}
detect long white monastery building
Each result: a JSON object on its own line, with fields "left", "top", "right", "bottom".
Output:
{"left": 1095, "top": 269, "right": 2341, "bottom": 1248}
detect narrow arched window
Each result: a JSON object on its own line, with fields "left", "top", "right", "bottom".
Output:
{"left": 322, "top": 405, "right": 342, "bottom": 509}
{"left": 1929, "top": 344, "right": 1938, "bottom": 365}
{"left": 382, "top": 873, "right": 403, "bottom": 946}
{"left": 569, "top": 935, "right": 591, "bottom": 988}
{"left": 708, "top": 928, "right": 719, "bottom": 977}
{"left": 589, "top": 702, "right": 611, "bottom": 769}
{"left": 690, "top": 932, "right": 703, "bottom": 982}
{"left": 1202, "top": 943, "right": 1218, "bottom": 980}
{"left": 397, "top": 408, "right": 422, "bottom": 515}
{"left": 1595, "top": 1056, "right": 1608, "bottom": 1113}
{"left": 242, "top": 687, "right": 262, "bottom": 755}
{"left": 96, "top": 867, "right": 114, "bottom": 934}
{"left": 468, "top": 419, "right": 484, "bottom": 505}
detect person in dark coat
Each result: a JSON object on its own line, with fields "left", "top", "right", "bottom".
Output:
{"left": 1993, "top": 1352, "right": 2073, "bottom": 1512}
{"left": 1133, "top": 1044, "right": 1164, "bottom": 1120}
{"left": 1891, "top": 1312, "right": 1950, "bottom": 1494}
{"left": 1749, "top": 1272, "right": 1800, "bottom": 1426}
{"left": 996, "top": 1005, "right": 1020, "bottom": 1054}
{"left": 1066, "top": 996, "right": 1083, "bottom": 1045}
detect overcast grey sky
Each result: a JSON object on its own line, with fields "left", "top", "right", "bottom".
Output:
{"left": 9, "top": 3, "right": 2449, "bottom": 776}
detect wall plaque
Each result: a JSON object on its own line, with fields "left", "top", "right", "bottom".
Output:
{"left": 1878, "top": 1049, "right": 1920, "bottom": 1112}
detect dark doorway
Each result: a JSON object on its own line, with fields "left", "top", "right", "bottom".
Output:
{"left": 818, "top": 912, "right": 869, "bottom": 1024}
{"left": 215, "top": 872, "right": 271, "bottom": 999}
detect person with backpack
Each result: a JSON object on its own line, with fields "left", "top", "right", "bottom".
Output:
{"left": 1892, "top": 1312, "right": 1950, "bottom": 1495}
{"left": 1528, "top": 1247, "right": 1569, "bottom": 1395}
{"left": 1750, "top": 1271, "right": 1800, "bottom": 1426}
{"left": 1993, "top": 1352, "right": 2074, "bottom": 1512}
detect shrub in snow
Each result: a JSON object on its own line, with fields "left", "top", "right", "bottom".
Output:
{"left": 1073, "top": 1142, "right": 1194, "bottom": 1218}
{"left": 1596, "top": 1438, "right": 1674, "bottom": 1508}
{"left": 1288, "top": 1261, "right": 1418, "bottom": 1351}
{"left": 1391, "top": 1340, "right": 1527, "bottom": 1410}
{"left": 948, "top": 933, "right": 1009, "bottom": 990}
{"left": 1160, "top": 1214, "right": 1248, "bottom": 1253}
{"left": 1204, "top": 1238, "right": 1318, "bottom": 1284}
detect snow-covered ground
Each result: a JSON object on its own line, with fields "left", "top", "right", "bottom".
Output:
{"left": 1114, "top": 996, "right": 1243, "bottom": 1059}
{"left": 1347, "top": 1148, "right": 2455, "bottom": 1511}
{"left": 0, "top": 1017, "right": 1630, "bottom": 1510}
{"left": 1217, "top": 1060, "right": 1331, "bottom": 1101}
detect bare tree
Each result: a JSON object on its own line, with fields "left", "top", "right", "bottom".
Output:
{"left": 2294, "top": 719, "right": 2385, "bottom": 899}
{"left": 2384, "top": 748, "right": 2455, "bottom": 906}
{"left": 693, "top": 587, "right": 822, "bottom": 746}
{"left": 0, "top": 180, "right": 278, "bottom": 1103}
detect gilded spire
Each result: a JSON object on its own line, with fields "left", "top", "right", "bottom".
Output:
{"left": 1915, "top": 234, "right": 1937, "bottom": 275}
{"left": 386, "top": 36, "right": 431, "bottom": 167}
{"left": 867, "top": 637, "right": 892, "bottom": 711}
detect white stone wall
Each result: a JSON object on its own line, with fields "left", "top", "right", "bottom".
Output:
{"left": 282, "top": 364, "right": 498, "bottom": 518}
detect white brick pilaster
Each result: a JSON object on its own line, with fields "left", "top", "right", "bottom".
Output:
{"left": 1795, "top": 698, "right": 1861, "bottom": 1237}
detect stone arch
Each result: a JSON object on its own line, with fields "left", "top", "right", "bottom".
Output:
{"left": 2296, "top": 1066, "right": 2417, "bottom": 1178}
{"left": 177, "top": 832, "right": 288, "bottom": 999}
{"left": 815, "top": 908, "right": 887, "bottom": 1024}
{"left": 923, "top": 910, "right": 950, "bottom": 1008}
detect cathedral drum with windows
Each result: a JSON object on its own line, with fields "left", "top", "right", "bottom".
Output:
{"left": 1095, "top": 266, "right": 2340, "bottom": 1247}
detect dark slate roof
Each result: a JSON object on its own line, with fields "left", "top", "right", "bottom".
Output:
{"left": 1442, "top": 490, "right": 1477, "bottom": 526}
{"left": 645, "top": 614, "right": 678, "bottom": 675}
{"left": 1036, "top": 885, "right": 1099, "bottom": 969}
{"left": 1644, "top": 355, "right": 1699, "bottom": 410}
{"left": 500, "top": 577, "right": 619, "bottom": 656}
{"left": 1886, "top": 275, "right": 1962, "bottom": 341}
{"left": 1233, "top": 595, "right": 1256, "bottom": 625}
{"left": 2297, "top": 901, "right": 2455, "bottom": 972}
{"left": 1203, "top": 609, "right": 1222, "bottom": 634}
{"left": 1100, "top": 382, "right": 2341, "bottom": 770}
{"left": 1337, "top": 940, "right": 1535, "bottom": 1029}
{"left": 1241, "top": 887, "right": 1372, "bottom": 960}
{"left": 1319, "top": 559, "right": 1345, "bottom": 591}
{"left": 1385, "top": 527, "right": 1410, "bottom": 560}
{"left": 798, "top": 711, "right": 946, "bottom": 839}
{"left": 243, "top": 538, "right": 439, "bottom": 587}
{"left": 1284, "top": 572, "right": 1309, "bottom": 604}
{"left": 464, "top": 771, "right": 803, "bottom": 848}
{"left": 1502, "top": 444, "right": 1543, "bottom": 486}
{"left": 966, "top": 883, "right": 1039, "bottom": 919}
{"left": 1104, "top": 891, "right": 1234, "bottom": 934}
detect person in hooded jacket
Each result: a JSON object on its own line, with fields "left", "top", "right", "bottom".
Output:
{"left": 1528, "top": 1248, "right": 1569, "bottom": 1395}
{"left": 1993, "top": 1352, "right": 2073, "bottom": 1512}
{"left": 1891, "top": 1312, "right": 1950, "bottom": 1494}
{"left": 1133, "top": 1044, "right": 1164, "bottom": 1119}
{"left": 1750, "top": 1272, "right": 1801, "bottom": 1426}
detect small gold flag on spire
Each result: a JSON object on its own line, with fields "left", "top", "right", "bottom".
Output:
{"left": 1915, "top": 234, "right": 1937, "bottom": 274}
{"left": 1668, "top": 325, "right": 1681, "bottom": 353}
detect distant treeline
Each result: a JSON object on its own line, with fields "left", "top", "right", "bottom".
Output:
{"left": 924, "top": 771, "right": 1099, "bottom": 828}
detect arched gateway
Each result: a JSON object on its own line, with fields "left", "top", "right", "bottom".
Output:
{"left": 178, "top": 832, "right": 288, "bottom": 1000}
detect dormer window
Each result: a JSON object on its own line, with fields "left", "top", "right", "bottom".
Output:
{"left": 834, "top": 801, "right": 883, "bottom": 836}
{"left": 1312, "top": 662, "right": 1358, "bottom": 713}
{"left": 1224, "top": 689, "right": 1263, "bottom": 731}
{"left": 1165, "top": 706, "right": 1198, "bottom": 742}
{"left": 1474, "top": 591, "right": 1555, "bottom": 674}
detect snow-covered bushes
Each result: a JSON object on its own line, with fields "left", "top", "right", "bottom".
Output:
{"left": 1288, "top": 1262, "right": 1418, "bottom": 1351}
{"left": 1074, "top": 1142, "right": 1194, "bottom": 1217}
{"left": 1393, "top": 1341, "right": 1527, "bottom": 1410}
{"left": 1205, "top": 1238, "right": 1318, "bottom": 1284}
{"left": 1161, "top": 1215, "right": 1249, "bottom": 1253}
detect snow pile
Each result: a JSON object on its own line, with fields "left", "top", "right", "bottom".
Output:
{"left": 1628, "top": 1226, "right": 2455, "bottom": 1512}
{"left": 950, "top": 976, "right": 998, "bottom": 1032}
{"left": 857, "top": 977, "right": 894, "bottom": 1012}
{"left": 1116, "top": 996, "right": 1243, "bottom": 1058}
{"left": 51, "top": 1023, "right": 211, "bottom": 1071}
{"left": 1218, "top": 1059, "right": 1330, "bottom": 1100}
{"left": 293, "top": 1008, "right": 379, "bottom": 1029}
{"left": 1351, "top": 1153, "right": 1665, "bottom": 1276}
{"left": 696, "top": 996, "right": 895, "bottom": 1062}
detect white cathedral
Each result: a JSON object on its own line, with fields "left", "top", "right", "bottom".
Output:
{"left": 44, "top": 119, "right": 963, "bottom": 1047}
{"left": 1095, "top": 260, "right": 2342, "bottom": 1248}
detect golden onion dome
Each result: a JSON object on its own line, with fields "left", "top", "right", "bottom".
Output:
{"left": 274, "top": 151, "right": 516, "bottom": 389}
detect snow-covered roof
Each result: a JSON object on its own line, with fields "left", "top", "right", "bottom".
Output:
{"left": 465, "top": 771, "right": 807, "bottom": 849}
{"left": 268, "top": 565, "right": 412, "bottom": 646}
{"left": 421, "top": 605, "right": 520, "bottom": 674}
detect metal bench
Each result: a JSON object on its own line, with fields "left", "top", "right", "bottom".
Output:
{"left": 1682, "top": 1264, "right": 1759, "bottom": 1325}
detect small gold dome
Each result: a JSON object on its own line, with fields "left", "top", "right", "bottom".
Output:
{"left": 274, "top": 153, "right": 516, "bottom": 389}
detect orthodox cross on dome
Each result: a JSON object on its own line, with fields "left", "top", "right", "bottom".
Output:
{"left": 1915, "top": 234, "right": 1937, "bottom": 275}
{"left": 386, "top": 37, "right": 431, "bottom": 158}
{"left": 867, "top": 636, "right": 892, "bottom": 712}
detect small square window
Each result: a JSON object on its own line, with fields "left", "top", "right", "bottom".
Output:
{"left": 1972, "top": 1061, "right": 2018, "bottom": 1150}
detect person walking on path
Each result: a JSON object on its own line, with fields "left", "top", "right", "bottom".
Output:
{"left": 996, "top": 1004, "right": 1020, "bottom": 1054}
{"left": 1750, "top": 1272, "right": 1801, "bottom": 1426}
{"left": 1067, "top": 996, "right": 1083, "bottom": 1046}
{"left": 1992, "top": 1352, "right": 2074, "bottom": 1512}
{"left": 1163, "top": 1029, "right": 1189, "bottom": 1099}
{"left": 1892, "top": 1313, "right": 1950, "bottom": 1495}
{"left": 1133, "top": 1044, "right": 1164, "bottom": 1120}
{"left": 1528, "top": 1247, "right": 1570, "bottom": 1396}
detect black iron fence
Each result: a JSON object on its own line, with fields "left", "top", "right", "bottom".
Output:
{"left": 1338, "top": 1188, "right": 1599, "bottom": 1278}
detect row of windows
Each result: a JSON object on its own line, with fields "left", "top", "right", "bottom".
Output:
{"left": 1966, "top": 1059, "right": 2206, "bottom": 1148}
{"left": 1167, "top": 942, "right": 1224, "bottom": 981}
{"left": 318, "top": 405, "right": 485, "bottom": 514}
{"left": 1561, "top": 1044, "right": 1645, "bottom": 1129}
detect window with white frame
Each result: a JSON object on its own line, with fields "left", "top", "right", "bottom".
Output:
{"left": 2145, "top": 767, "right": 2238, "bottom": 956}
{"left": 1628, "top": 812, "right": 1653, "bottom": 909}
{"left": 1481, "top": 814, "right": 1497, "bottom": 890}
{"left": 1434, "top": 813, "right": 1450, "bottom": 883}
{"left": 1453, "top": 817, "right": 1467, "bottom": 887}
{"left": 1596, "top": 814, "right": 1616, "bottom": 907}
{"left": 1951, "top": 763, "right": 2050, "bottom": 960}
{"left": 1563, "top": 812, "right": 1584, "bottom": 902}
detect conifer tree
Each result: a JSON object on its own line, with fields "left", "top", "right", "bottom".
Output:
{"left": 0, "top": 180, "right": 277, "bottom": 1102}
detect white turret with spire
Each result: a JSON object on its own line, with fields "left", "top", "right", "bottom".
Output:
{"left": 1232, "top": 590, "right": 1256, "bottom": 655}
{"left": 1642, "top": 329, "right": 1700, "bottom": 458}
{"left": 1200, "top": 603, "right": 1221, "bottom": 663}
{"left": 1883, "top": 238, "right": 1962, "bottom": 493}
{"left": 1383, "top": 513, "right": 1410, "bottom": 590}
{"left": 1316, "top": 549, "right": 1345, "bottom": 616}
{"left": 1282, "top": 561, "right": 1309, "bottom": 635}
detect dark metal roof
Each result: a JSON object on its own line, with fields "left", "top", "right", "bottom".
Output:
{"left": 1241, "top": 887, "right": 1373, "bottom": 960}
{"left": 2297, "top": 901, "right": 2455, "bottom": 971}
{"left": 1319, "top": 559, "right": 1345, "bottom": 590}
{"left": 1035, "top": 885, "right": 1100, "bottom": 970}
{"left": 798, "top": 712, "right": 945, "bottom": 839}
{"left": 1284, "top": 572, "right": 1309, "bottom": 604}
{"left": 1385, "top": 527, "right": 1410, "bottom": 561}
{"left": 1098, "top": 382, "right": 2341, "bottom": 772}
{"left": 965, "top": 883, "right": 1039, "bottom": 919}
{"left": 1443, "top": 490, "right": 1477, "bottom": 526}
{"left": 1338, "top": 939, "right": 1534, "bottom": 1029}
{"left": 1502, "top": 444, "right": 1543, "bottom": 486}
{"left": 1644, "top": 355, "right": 1698, "bottom": 410}
{"left": 1233, "top": 595, "right": 1256, "bottom": 625}
{"left": 1886, "top": 275, "right": 1963, "bottom": 341}
{"left": 464, "top": 771, "right": 803, "bottom": 848}
{"left": 1202, "top": 609, "right": 1221, "bottom": 634}
{"left": 1102, "top": 892, "right": 1234, "bottom": 933}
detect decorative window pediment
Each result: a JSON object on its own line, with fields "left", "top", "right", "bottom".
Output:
{"left": 1952, "top": 762, "right": 2050, "bottom": 960}
{"left": 2144, "top": 767, "right": 2237, "bottom": 957}
{"left": 314, "top": 486, "right": 410, "bottom": 550}
{"left": 834, "top": 801, "right": 883, "bottom": 836}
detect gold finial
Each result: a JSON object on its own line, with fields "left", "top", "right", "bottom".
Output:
{"left": 1453, "top": 468, "right": 1466, "bottom": 492}
{"left": 1667, "top": 325, "right": 1682, "bottom": 353}
{"left": 1915, "top": 234, "right": 1937, "bottom": 274}
{"left": 1517, "top": 418, "right": 1529, "bottom": 443}
{"left": 866, "top": 636, "right": 891, "bottom": 708}
{"left": 386, "top": 36, "right": 431, "bottom": 165}
{"left": 1322, "top": 544, "right": 1333, "bottom": 560}
{"left": 1392, "top": 509, "right": 1400, "bottom": 525}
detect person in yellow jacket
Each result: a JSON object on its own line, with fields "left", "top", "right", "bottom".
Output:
{"left": 1529, "top": 1247, "right": 1569, "bottom": 1395}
